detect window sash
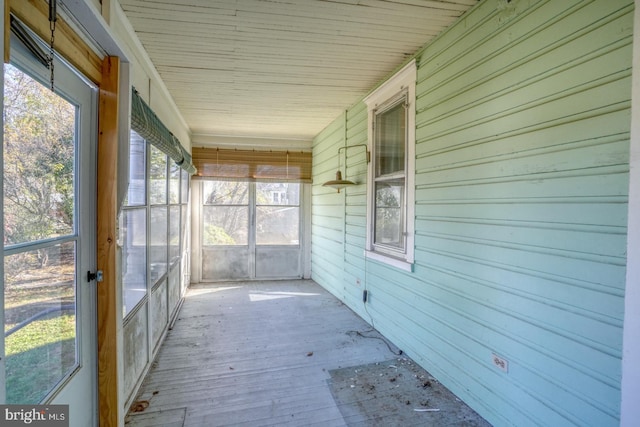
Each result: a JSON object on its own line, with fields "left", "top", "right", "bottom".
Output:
{"left": 374, "top": 97, "right": 407, "bottom": 178}
{"left": 373, "top": 177, "right": 406, "bottom": 253}
{"left": 364, "top": 60, "right": 416, "bottom": 268}
{"left": 372, "top": 94, "right": 408, "bottom": 255}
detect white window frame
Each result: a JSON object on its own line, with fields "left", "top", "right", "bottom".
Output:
{"left": 364, "top": 60, "right": 416, "bottom": 271}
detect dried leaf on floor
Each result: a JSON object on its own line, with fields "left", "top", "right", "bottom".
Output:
{"left": 130, "top": 400, "right": 149, "bottom": 413}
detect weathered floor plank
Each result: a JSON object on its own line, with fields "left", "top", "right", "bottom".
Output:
{"left": 125, "top": 280, "right": 489, "bottom": 427}
{"left": 125, "top": 280, "right": 396, "bottom": 426}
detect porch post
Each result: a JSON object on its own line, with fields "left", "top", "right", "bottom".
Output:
{"left": 97, "top": 55, "right": 120, "bottom": 427}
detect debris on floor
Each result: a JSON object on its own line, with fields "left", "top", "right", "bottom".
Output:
{"left": 129, "top": 400, "right": 149, "bottom": 413}
{"left": 328, "top": 357, "right": 491, "bottom": 426}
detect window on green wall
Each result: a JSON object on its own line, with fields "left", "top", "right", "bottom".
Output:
{"left": 364, "top": 60, "right": 416, "bottom": 271}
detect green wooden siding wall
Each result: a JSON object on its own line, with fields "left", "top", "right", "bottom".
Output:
{"left": 311, "top": 0, "right": 632, "bottom": 425}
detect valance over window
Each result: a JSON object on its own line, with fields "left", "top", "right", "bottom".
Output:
{"left": 131, "top": 88, "right": 196, "bottom": 174}
{"left": 192, "top": 147, "right": 312, "bottom": 183}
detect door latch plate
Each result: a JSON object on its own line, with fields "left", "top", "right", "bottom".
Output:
{"left": 87, "top": 270, "right": 104, "bottom": 283}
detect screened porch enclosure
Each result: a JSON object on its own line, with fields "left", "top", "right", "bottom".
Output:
{"left": 194, "top": 180, "right": 309, "bottom": 281}
{"left": 190, "top": 147, "right": 312, "bottom": 282}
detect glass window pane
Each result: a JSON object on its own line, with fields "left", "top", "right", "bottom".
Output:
{"left": 374, "top": 179, "right": 405, "bottom": 250}
{"left": 4, "top": 242, "right": 77, "bottom": 404}
{"left": 256, "top": 182, "right": 299, "bottom": 205}
{"left": 203, "top": 206, "right": 248, "bottom": 245}
{"left": 150, "top": 206, "right": 168, "bottom": 283}
{"left": 375, "top": 100, "right": 406, "bottom": 177}
{"left": 257, "top": 206, "right": 299, "bottom": 245}
{"left": 4, "top": 64, "right": 76, "bottom": 245}
{"left": 126, "top": 131, "right": 146, "bottom": 206}
{"left": 203, "top": 181, "right": 248, "bottom": 205}
{"left": 149, "top": 145, "right": 168, "bottom": 205}
{"left": 169, "top": 162, "right": 180, "bottom": 204}
{"left": 181, "top": 205, "right": 188, "bottom": 243}
{"left": 119, "top": 209, "right": 147, "bottom": 317}
{"left": 180, "top": 169, "right": 189, "bottom": 204}
{"left": 169, "top": 206, "right": 180, "bottom": 266}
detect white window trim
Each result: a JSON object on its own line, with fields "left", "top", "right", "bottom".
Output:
{"left": 364, "top": 59, "right": 416, "bottom": 269}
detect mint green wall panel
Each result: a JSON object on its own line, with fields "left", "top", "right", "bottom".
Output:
{"left": 311, "top": 0, "right": 632, "bottom": 425}
{"left": 312, "top": 114, "right": 347, "bottom": 299}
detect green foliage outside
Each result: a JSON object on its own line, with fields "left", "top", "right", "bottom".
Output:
{"left": 3, "top": 64, "right": 78, "bottom": 403}
{"left": 4, "top": 65, "right": 75, "bottom": 252}
{"left": 204, "top": 224, "right": 236, "bottom": 245}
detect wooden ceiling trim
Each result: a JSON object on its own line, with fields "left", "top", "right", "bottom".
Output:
{"left": 9, "top": 0, "right": 102, "bottom": 84}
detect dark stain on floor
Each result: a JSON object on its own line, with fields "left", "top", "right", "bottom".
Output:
{"left": 328, "top": 357, "right": 492, "bottom": 426}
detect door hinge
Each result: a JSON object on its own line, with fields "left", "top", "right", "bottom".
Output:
{"left": 87, "top": 270, "right": 103, "bottom": 283}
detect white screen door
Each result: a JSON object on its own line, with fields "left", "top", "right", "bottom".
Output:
{"left": 2, "top": 31, "right": 97, "bottom": 426}
{"left": 200, "top": 180, "right": 303, "bottom": 281}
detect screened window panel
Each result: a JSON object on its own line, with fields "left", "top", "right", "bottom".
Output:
{"left": 256, "top": 183, "right": 300, "bottom": 245}
{"left": 203, "top": 181, "right": 248, "bottom": 205}
{"left": 256, "top": 206, "right": 299, "bottom": 245}
{"left": 375, "top": 101, "right": 406, "bottom": 177}
{"left": 181, "top": 205, "right": 188, "bottom": 243}
{"left": 256, "top": 182, "right": 300, "bottom": 205}
{"left": 150, "top": 206, "right": 168, "bottom": 283}
{"left": 126, "top": 131, "right": 146, "bottom": 206}
{"left": 169, "top": 206, "right": 180, "bottom": 266}
{"left": 169, "top": 162, "right": 180, "bottom": 204}
{"left": 149, "top": 145, "right": 168, "bottom": 205}
{"left": 203, "top": 206, "right": 248, "bottom": 245}
{"left": 120, "top": 208, "right": 147, "bottom": 316}
{"left": 180, "top": 169, "right": 189, "bottom": 204}
{"left": 4, "top": 242, "right": 77, "bottom": 404}
{"left": 3, "top": 65, "right": 76, "bottom": 245}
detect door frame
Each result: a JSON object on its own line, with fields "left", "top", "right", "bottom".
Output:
{"left": 192, "top": 180, "right": 311, "bottom": 283}
{"left": 3, "top": 24, "right": 98, "bottom": 423}
{"left": 4, "top": 2, "right": 123, "bottom": 426}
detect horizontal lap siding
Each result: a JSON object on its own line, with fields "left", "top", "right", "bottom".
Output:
{"left": 312, "top": 117, "right": 347, "bottom": 299}
{"left": 342, "top": 104, "right": 370, "bottom": 314}
{"left": 414, "top": 0, "right": 631, "bottom": 425}
{"left": 312, "top": 0, "right": 632, "bottom": 426}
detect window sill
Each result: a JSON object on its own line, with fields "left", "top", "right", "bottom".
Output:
{"left": 365, "top": 250, "right": 413, "bottom": 272}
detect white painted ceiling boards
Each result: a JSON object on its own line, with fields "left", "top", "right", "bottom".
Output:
{"left": 119, "top": 0, "right": 478, "bottom": 148}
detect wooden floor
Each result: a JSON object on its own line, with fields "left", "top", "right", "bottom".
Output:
{"left": 125, "top": 280, "right": 490, "bottom": 427}
{"left": 125, "top": 280, "right": 397, "bottom": 426}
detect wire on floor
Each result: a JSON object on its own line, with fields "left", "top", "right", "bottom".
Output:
{"left": 346, "top": 329, "right": 403, "bottom": 356}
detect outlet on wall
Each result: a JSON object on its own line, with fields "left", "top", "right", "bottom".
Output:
{"left": 492, "top": 353, "right": 509, "bottom": 373}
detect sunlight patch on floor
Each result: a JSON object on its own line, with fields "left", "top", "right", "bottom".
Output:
{"left": 249, "top": 291, "right": 321, "bottom": 302}
{"left": 186, "top": 285, "right": 242, "bottom": 297}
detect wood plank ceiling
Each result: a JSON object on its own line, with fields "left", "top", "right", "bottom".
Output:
{"left": 119, "top": 0, "right": 478, "bottom": 146}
